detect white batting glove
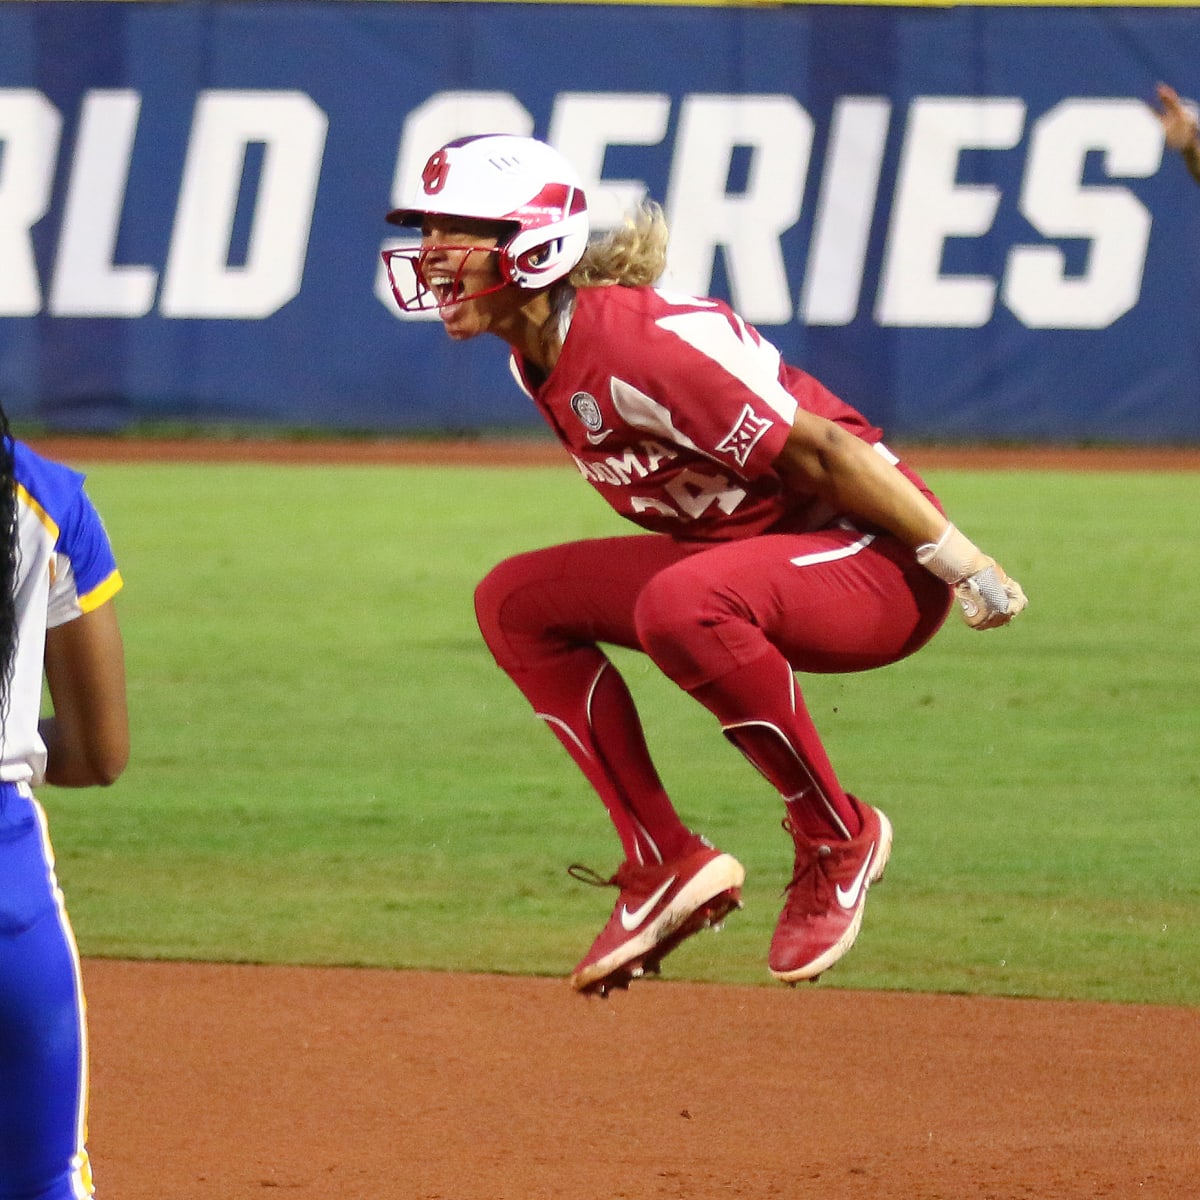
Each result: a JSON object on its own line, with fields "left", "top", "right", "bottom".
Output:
{"left": 916, "top": 523, "right": 1028, "bottom": 631}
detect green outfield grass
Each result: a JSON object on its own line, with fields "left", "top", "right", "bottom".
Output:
{"left": 41, "top": 459, "right": 1200, "bottom": 1006}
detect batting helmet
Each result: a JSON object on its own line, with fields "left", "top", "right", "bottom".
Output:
{"left": 386, "top": 134, "right": 589, "bottom": 293}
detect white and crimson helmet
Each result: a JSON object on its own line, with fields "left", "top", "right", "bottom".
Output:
{"left": 383, "top": 134, "right": 589, "bottom": 311}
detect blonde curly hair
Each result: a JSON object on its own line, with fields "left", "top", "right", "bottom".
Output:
{"left": 569, "top": 199, "right": 668, "bottom": 288}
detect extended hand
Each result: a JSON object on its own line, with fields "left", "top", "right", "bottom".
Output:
{"left": 1155, "top": 83, "right": 1199, "bottom": 152}
{"left": 954, "top": 564, "right": 1028, "bottom": 630}
{"left": 916, "top": 524, "right": 1028, "bottom": 631}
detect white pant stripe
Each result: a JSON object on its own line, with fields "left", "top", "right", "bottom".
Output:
{"left": 789, "top": 531, "right": 876, "bottom": 568}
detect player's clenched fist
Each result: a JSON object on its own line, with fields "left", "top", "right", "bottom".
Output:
{"left": 916, "top": 524, "right": 1028, "bottom": 630}
{"left": 952, "top": 565, "right": 1028, "bottom": 630}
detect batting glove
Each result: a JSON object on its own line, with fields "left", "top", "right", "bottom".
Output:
{"left": 916, "top": 523, "right": 1028, "bottom": 630}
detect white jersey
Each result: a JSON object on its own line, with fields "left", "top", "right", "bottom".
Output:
{"left": 1, "top": 441, "right": 122, "bottom": 784}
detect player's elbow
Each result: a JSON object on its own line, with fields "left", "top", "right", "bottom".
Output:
{"left": 92, "top": 759, "right": 127, "bottom": 788}
{"left": 90, "top": 737, "right": 130, "bottom": 786}
{"left": 73, "top": 734, "right": 130, "bottom": 787}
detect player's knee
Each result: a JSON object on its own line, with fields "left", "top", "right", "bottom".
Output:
{"left": 473, "top": 551, "right": 562, "bottom": 657}
{"left": 474, "top": 557, "right": 519, "bottom": 649}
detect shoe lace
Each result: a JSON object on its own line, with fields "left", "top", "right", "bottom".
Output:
{"left": 780, "top": 818, "right": 836, "bottom": 906}
{"left": 568, "top": 857, "right": 666, "bottom": 893}
{"left": 567, "top": 863, "right": 617, "bottom": 889}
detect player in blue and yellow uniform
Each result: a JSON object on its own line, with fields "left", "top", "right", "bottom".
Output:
{"left": 0, "top": 421, "right": 129, "bottom": 1200}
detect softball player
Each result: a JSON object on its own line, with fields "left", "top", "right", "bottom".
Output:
{"left": 0, "top": 417, "right": 129, "bottom": 1199}
{"left": 382, "top": 134, "right": 1026, "bottom": 996}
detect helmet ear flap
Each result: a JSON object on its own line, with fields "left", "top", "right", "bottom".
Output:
{"left": 499, "top": 212, "right": 589, "bottom": 290}
{"left": 501, "top": 239, "right": 563, "bottom": 288}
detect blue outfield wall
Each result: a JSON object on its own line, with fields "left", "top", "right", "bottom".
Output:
{"left": 1, "top": 0, "right": 1199, "bottom": 442}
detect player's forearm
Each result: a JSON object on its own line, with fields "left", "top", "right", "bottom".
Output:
{"left": 41, "top": 605, "right": 130, "bottom": 787}
{"left": 776, "top": 418, "right": 947, "bottom": 547}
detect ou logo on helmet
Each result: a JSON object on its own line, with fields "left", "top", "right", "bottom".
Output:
{"left": 422, "top": 150, "right": 450, "bottom": 195}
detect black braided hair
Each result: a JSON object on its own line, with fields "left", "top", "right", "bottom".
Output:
{"left": 0, "top": 408, "right": 19, "bottom": 721}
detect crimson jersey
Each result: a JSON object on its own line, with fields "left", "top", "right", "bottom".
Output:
{"left": 510, "top": 285, "right": 934, "bottom": 542}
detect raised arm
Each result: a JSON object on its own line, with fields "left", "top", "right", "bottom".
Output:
{"left": 774, "top": 409, "right": 1027, "bottom": 630}
{"left": 40, "top": 600, "right": 129, "bottom": 787}
{"left": 1155, "top": 83, "right": 1200, "bottom": 184}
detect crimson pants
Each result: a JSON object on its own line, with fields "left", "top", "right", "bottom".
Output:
{"left": 474, "top": 525, "right": 952, "bottom": 862}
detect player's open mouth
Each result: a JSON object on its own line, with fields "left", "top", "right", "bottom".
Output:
{"left": 425, "top": 271, "right": 462, "bottom": 307}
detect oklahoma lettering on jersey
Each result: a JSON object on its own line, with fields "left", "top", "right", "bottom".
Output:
{"left": 509, "top": 286, "right": 886, "bottom": 541}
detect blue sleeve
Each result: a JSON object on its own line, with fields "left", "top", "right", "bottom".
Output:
{"left": 55, "top": 485, "right": 122, "bottom": 612}
{"left": 13, "top": 440, "right": 123, "bottom": 617}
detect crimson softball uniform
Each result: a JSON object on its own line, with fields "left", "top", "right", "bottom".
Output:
{"left": 0, "top": 441, "right": 122, "bottom": 1200}
{"left": 476, "top": 285, "right": 952, "bottom": 861}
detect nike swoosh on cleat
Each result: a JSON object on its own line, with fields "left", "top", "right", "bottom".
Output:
{"left": 834, "top": 843, "right": 876, "bottom": 910}
{"left": 620, "top": 876, "right": 677, "bottom": 931}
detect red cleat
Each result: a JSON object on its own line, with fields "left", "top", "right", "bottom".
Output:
{"left": 569, "top": 838, "right": 745, "bottom": 996}
{"left": 769, "top": 801, "right": 892, "bottom": 984}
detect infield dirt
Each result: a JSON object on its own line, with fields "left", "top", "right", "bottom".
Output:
{"left": 86, "top": 960, "right": 1198, "bottom": 1200}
